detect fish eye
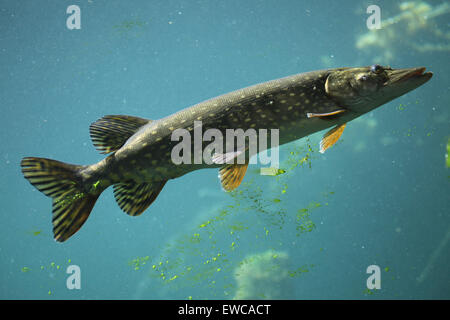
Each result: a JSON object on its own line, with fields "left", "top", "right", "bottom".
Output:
{"left": 370, "top": 64, "right": 383, "bottom": 74}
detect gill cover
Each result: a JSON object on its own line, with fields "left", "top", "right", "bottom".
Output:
{"left": 325, "top": 65, "right": 388, "bottom": 104}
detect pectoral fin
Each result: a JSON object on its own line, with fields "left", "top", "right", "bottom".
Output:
{"left": 320, "top": 123, "right": 346, "bottom": 153}
{"left": 211, "top": 145, "right": 247, "bottom": 165}
{"left": 219, "top": 163, "right": 249, "bottom": 191}
{"left": 307, "top": 109, "right": 346, "bottom": 118}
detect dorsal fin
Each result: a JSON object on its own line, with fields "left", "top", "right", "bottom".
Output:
{"left": 320, "top": 123, "right": 346, "bottom": 153}
{"left": 219, "top": 163, "right": 249, "bottom": 191}
{"left": 113, "top": 180, "right": 167, "bottom": 216}
{"left": 89, "top": 115, "right": 150, "bottom": 154}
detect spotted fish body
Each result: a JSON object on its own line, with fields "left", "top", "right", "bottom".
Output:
{"left": 20, "top": 65, "right": 432, "bottom": 241}
{"left": 90, "top": 70, "right": 340, "bottom": 183}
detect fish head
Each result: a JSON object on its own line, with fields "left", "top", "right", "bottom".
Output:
{"left": 325, "top": 65, "right": 432, "bottom": 114}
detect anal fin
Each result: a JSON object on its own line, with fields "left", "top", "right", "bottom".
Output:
{"left": 113, "top": 180, "right": 167, "bottom": 216}
{"left": 219, "top": 163, "right": 249, "bottom": 191}
{"left": 90, "top": 115, "right": 151, "bottom": 154}
{"left": 320, "top": 123, "right": 346, "bottom": 153}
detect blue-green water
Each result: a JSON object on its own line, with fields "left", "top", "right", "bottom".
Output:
{"left": 1, "top": 0, "right": 449, "bottom": 299}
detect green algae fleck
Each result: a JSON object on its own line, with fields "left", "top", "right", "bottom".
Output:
{"left": 29, "top": 230, "right": 42, "bottom": 236}
{"left": 260, "top": 167, "right": 286, "bottom": 176}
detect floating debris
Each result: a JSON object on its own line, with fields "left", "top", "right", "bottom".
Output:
{"left": 260, "top": 167, "right": 286, "bottom": 176}
{"left": 131, "top": 140, "right": 331, "bottom": 299}
{"left": 113, "top": 19, "right": 148, "bottom": 38}
{"left": 27, "top": 230, "right": 42, "bottom": 236}
{"left": 128, "top": 256, "right": 151, "bottom": 271}
{"left": 356, "top": 1, "right": 450, "bottom": 62}
{"left": 233, "top": 250, "right": 293, "bottom": 299}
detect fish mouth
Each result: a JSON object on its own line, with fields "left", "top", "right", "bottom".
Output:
{"left": 384, "top": 67, "right": 433, "bottom": 86}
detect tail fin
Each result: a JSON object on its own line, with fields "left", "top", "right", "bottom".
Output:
{"left": 20, "top": 157, "right": 100, "bottom": 242}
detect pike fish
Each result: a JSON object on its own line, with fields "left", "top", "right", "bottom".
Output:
{"left": 21, "top": 65, "right": 432, "bottom": 241}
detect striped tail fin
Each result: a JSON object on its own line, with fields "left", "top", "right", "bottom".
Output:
{"left": 20, "top": 157, "right": 100, "bottom": 242}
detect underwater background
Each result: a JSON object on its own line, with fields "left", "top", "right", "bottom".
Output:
{"left": 1, "top": 0, "right": 449, "bottom": 299}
